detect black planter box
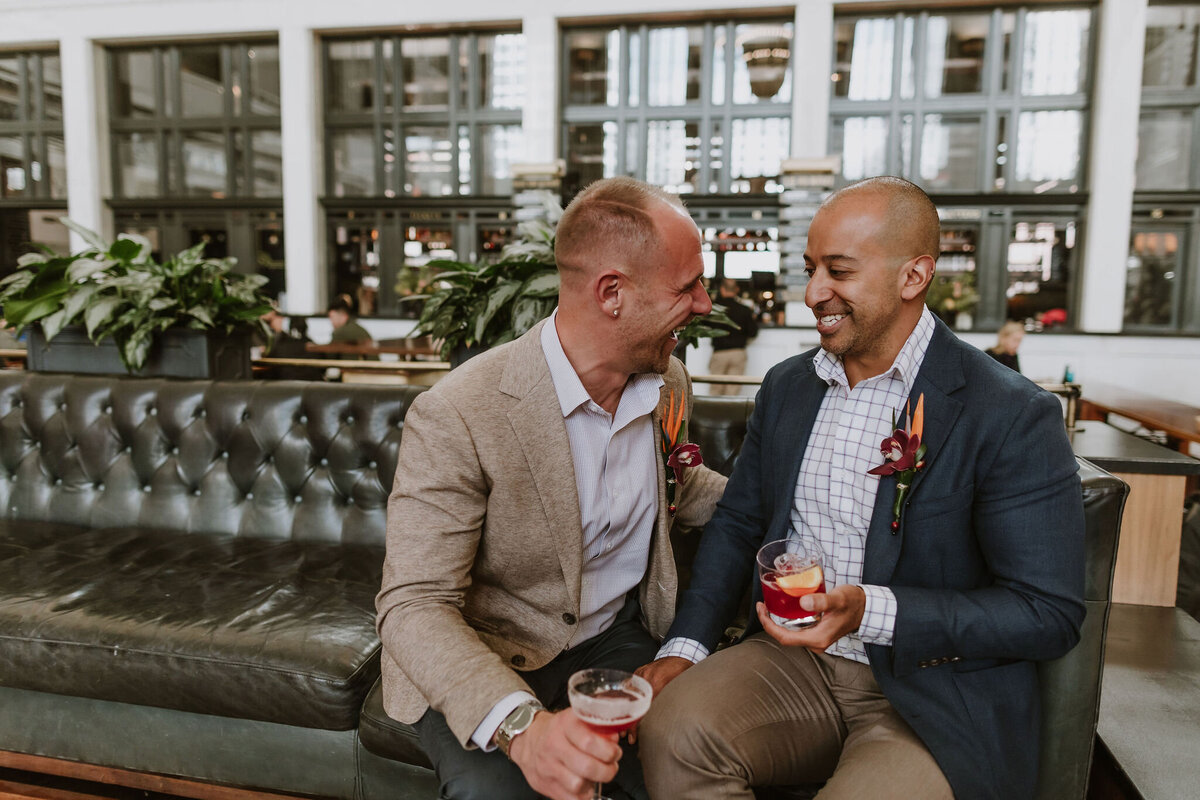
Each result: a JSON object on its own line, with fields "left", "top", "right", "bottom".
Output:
{"left": 28, "top": 326, "right": 253, "bottom": 379}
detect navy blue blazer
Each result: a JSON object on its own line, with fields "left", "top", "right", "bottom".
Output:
{"left": 666, "top": 317, "right": 1086, "bottom": 800}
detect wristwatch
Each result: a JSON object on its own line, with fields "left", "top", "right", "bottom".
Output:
{"left": 494, "top": 700, "right": 545, "bottom": 759}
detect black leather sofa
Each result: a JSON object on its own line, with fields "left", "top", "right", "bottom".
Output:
{"left": 0, "top": 377, "right": 1126, "bottom": 800}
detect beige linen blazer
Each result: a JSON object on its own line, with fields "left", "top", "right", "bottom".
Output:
{"left": 376, "top": 319, "right": 726, "bottom": 746}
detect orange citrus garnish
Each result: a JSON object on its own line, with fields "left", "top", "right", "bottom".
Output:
{"left": 776, "top": 566, "right": 823, "bottom": 597}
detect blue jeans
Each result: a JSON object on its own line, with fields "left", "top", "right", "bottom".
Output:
{"left": 415, "top": 596, "right": 658, "bottom": 800}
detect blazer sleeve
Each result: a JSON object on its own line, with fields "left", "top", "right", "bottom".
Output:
{"left": 664, "top": 365, "right": 782, "bottom": 650}
{"left": 375, "top": 389, "right": 533, "bottom": 746}
{"left": 887, "top": 390, "right": 1086, "bottom": 676}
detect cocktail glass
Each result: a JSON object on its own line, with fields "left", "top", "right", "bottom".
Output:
{"left": 757, "top": 538, "right": 826, "bottom": 629}
{"left": 566, "top": 668, "right": 653, "bottom": 800}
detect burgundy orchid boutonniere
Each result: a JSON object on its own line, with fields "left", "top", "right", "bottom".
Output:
{"left": 867, "top": 394, "right": 927, "bottom": 532}
{"left": 661, "top": 390, "right": 703, "bottom": 516}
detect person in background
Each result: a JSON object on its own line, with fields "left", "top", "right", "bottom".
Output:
{"left": 327, "top": 295, "right": 374, "bottom": 346}
{"left": 707, "top": 279, "right": 759, "bottom": 396}
{"left": 986, "top": 320, "right": 1024, "bottom": 373}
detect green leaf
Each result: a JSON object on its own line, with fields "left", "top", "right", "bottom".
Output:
{"left": 84, "top": 296, "right": 122, "bottom": 337}
{"left": 58, "top": 217, "right": 108, "bottom": 252}
{"left": 186, "top": 306, "right": 214, "bottom": 327}
{"left": 108, "top": 237, "right": 144, "bottom": 263}
{"left": 474, "top": 281, "right": 521, "bottom": 342}
{"left": 3, "top": 288, "right": 70, "bottom": 328}
{"left": 40, "top": 309, "right": 69, "bottom": 341}
{"left": 16, "top": 252, "right": 47, "bottom": 268}
{"left": 66, "top": 257, "right": 105, "bottom": 284}
{"left": 518, "top": 271, "right": 560, "bottom": 298}
{"left": 61, "top": 283, "right": 101, "bottom": 323}
{"left": 0, "top": 271, "right": 34, "bottom": 294}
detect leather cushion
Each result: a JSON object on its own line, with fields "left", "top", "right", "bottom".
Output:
{"left": 0, "top": 520, "right": 383, "bottom": 729}
{"left": 358, "top": 677, "right": 432, "bottom": 769}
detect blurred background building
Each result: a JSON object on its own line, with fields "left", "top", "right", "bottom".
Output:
{"left": 1, "top": 0, "right": 1197, "bottom": 397}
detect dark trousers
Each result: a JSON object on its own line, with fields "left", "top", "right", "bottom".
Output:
{"left": 415, "top": 596, "right": 658, "bottom": 800}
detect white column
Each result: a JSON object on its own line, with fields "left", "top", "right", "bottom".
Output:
{"left": 1078, "top": 0, "right": 1148, "bottom": 333}
{"left": 59, "top": 35, "right": 111, "bottom": 247}
{"left": 522, "top": 13, "right": 559, "bottom": 163}
{"left": 279, "top": 26, "right": 324, "bottom": 316}
{"left": 792, "top": 0, "right": 834, "bottom": 159}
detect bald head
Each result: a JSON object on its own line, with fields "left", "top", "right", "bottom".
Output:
{"left": 555, "top": 177, "right": 687, "bottom": 287}
{"left": 822, "top": 177, "right": 940, "bottom": 264}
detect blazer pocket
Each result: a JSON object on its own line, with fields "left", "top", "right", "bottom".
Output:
{"left": 904, "top": 482, "right": 974, "bottom": 524}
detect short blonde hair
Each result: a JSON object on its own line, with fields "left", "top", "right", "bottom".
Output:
{"left": 554, "top": 177, "right": 685, "bottom": 281}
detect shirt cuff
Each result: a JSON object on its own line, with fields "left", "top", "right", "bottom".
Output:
{"left": 857, "top": 584, "right": 897, "bottom": 646}
{"left": 655, "top": 637, "right": 710, "bottom": 664}
{"left": 469, "top": 691, "right": 538, "bottom": 752}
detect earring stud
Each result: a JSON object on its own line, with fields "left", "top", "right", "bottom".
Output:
{"left": 613, "top": 310, "right": 619, "bottom": 317}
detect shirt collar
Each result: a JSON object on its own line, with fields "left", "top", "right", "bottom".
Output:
{"left": 540, "top": 308, "right": 665, "bottom": 420}
{"left": 813, "top": 305, "right": 937, "bottom": 397}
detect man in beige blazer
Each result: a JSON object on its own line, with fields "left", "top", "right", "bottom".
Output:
{"left": 377, "top": 177, "right": 728, "bottom": 800}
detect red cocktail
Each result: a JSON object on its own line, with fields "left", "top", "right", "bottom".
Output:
{"left": 757, "top": 538, "right": 826, "bottom": 629}
{"left": 567, "top": 669, "right": 653, "bottom": 800}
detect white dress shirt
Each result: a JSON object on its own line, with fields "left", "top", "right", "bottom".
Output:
{"left": 658, "top": 306, "right": 936, "bottom": 667}
{"left": 471, "top": 309, "right": 663, "bottom": 750}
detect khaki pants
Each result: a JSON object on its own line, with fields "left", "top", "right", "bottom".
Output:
{"left": 639, "top": 634, "right": 953, "bottom": 800}
{"left": 708, "top": 348, "right": 748, "bottom": 396}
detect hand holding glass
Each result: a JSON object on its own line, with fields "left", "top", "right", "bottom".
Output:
{"left": 567, "top": 668, "right": 652, "bottom": 800}
{"left": 757, "top": 538, "right": 826, "bottom": 629}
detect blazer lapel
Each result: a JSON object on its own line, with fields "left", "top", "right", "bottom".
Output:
{"left": 502, "top": 322, "right": 585, "bottom": 611}
{"left": 864, "top": 320, "right": 966, "bottom": 585}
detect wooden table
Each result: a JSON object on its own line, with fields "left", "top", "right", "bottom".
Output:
{"left": 1069, "top": 420, "right": 1200, "bottom": 606}
{"left": 1078, "top": 382, "right": 1200, "bottom": 454}
{"left": 305, "top": 338, "right": 440, "bottom": 360}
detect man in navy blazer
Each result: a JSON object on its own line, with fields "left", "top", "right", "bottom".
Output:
{"left": 637, "top": 177, "right": 1085, "bottom": 800}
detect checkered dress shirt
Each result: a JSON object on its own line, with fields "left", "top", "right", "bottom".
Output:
{"left": 658, "top": 306, "right": 936, "bottom": 666}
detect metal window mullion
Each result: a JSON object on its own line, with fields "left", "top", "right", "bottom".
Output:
{"left": 222, "top": 45, "right": 237, "bottom": 198}
{"left": 697, "top": 23, "right": 716, "bottom": 194}
{"left": 1190, "top": 106, "right": 1200, "bottom": 190}
{"left": 721, "top": 22, "right": 735, "bottom": 194}
{"left": 448, "top": 35, "right": 462, "bottom": 192}
{"left": 1182, "top": 212, "right": 1200, "bottom": 330}
{"left": 393, "top": 36, "right": 405, "bottom": 198}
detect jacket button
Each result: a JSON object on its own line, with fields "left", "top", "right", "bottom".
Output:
{"left": 511, "top": 654, "right": 525, "bottom": 667}
{"left": 918, "top": 660, "right": 929, "bottom": 668}
{"left": 562, "top": 613, "right": 577, "bottom": 625}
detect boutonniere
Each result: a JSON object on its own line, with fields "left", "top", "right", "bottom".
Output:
{"left": 661, "top": 389, "right": 703, "bottom": 516}
{"left": 867, "top": 394, "right": 926, "bottom": 532}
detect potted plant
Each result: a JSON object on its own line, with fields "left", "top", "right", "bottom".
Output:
{"left": 411, "top": 197, "right": 735, "bottom": 365}
{"left": 0, "top": 219, "right": 273, "bottom": 378}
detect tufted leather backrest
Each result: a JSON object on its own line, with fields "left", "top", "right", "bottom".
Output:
{"left": 0, "top": 373, "right": 426, "bottom": 546}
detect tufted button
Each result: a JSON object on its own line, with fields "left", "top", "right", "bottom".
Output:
{"left": 94, "top": 482, "right": 103, "bottom": 491}
{"left": 345, "top": 415, "right": 355, "bottom": 424}
{"left": 59, "top": 403, "right": 67, "bottom": 412}
{"left": 171, "top": 447, "right": 179, "bottom": 455}
{"left": 510, "top": 654, "right": 525, "bottom": 667}
{"left": 562, "top": 612, "right": 577, "bottom": 626}
{"left": 221, "top": 451, "right": 229, "bottom": 459}
{"left": 149, "top": 407, "right": 157, "bottom": 416}
{"left": 193, "top": 489, "right": 201, "bottom": 497}
{"left": 298, "top": 415, "right": 307, "bottom": 424}
{"left": 124, "top": 446, "right": 132, "bottom": 454}
{"left": 245, "top": 492, "right": 254, "bottom": 500}
{"left": 293, "top": 495, "right": 301, "bottom": 503}
{"left": 103, "top": 405, "right": 112, "bottom": 413}
{"left": 368, "top": 460, "right": 377, "bottom": 470}
{"left": 344, "top": 496, "right": 353, "bottom": 505}
{"left": 320, "top": 458, "right": 328, "bottom": 466}
{"left": 242, "top": 411, "right": 250, "bottom": 421}
{"left": 266, "top": 455, "right": 274, "bottom": 464}
{"left": 54, "top": 478, "right": 61, "bottom": 486}
{"left": 142, "top": 484, "right": 151, "bottom": 492}
{"left": 195, "top": 409, "right": 206, "bottom": 419}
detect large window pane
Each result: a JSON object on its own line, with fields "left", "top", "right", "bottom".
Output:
{"left": 1006, "top": 220, "right": 1075, "bottom": 326}
{"left": 180, "top": 46, "right": 226, "bottom": 117}
{"left": 1143, "top": 7, "right": 1200, "bottom": 88}
{"left": 43, "top": 55, "right": 62, "bottom": 120}
{"left": 730, "top": 117, "right": 789, "bottom": 193}
{"left": 1125, "top": 230, "right": 1180, "bottom": 327}
{"left": 329, "top": 41, "right": 376, "bottom": 113}
{"left": 182, "top": 130, "right": 227, "bottom": 197}
{"left": 330, "top": 129, "right": 375, "bottom": 196}
{"left": 251, "top": 131, "right": 283, "bottom": 196}
{"left": 1, "top": 136, "right": 26, "bottom": 197}
{"left": 479, "top": 124, "right": 523, "bottom": 195}
{"left": 832, "top": 117, "right": 889, "bottom": 181}
{"left": 646, "top": 120, "right": 700, "bottom": 193}
{"left": 116, "top": 132, "right": 159, "bottom": 197}
{"left": 1013, "top": 111, "right": 1081, "bottom": 191}
{"left": 248, "top": 44, "right": 280, "bottom": 115}
{"left": 113, "top": 50, "right": 156, "bottom": 118}
{"left": 1136, "top": 111, "right": 1192, "bottom": 190}
{"left": 479, "top": 33, "right": 526, "bottom": 110}
{"left": 404, "top": 125, "right": 453, "bottom": 196}
{"left": 566, "top": 30, "right": 620, "bottom": 106}
{"left": 45, "top": 136, "right": 67, "bottom": 199}
{"left": 834, "top": 18, "right": 895, "bottom": 100}
{"left": 0, "top": 57, "right": 17, "bottom": 121}
{"left": 646, "top": 26, "right": 703, "bottom": 106}
{"left": 925, "top": 14, "right": 988, "bottom": 96}
{"left": 1021, "top": 10, "right": 1089, "bottom": 96}
{"left": 566, "top": 122, "right": 618, "bottom": 186}
{"left": 402, "top": 38, "right": 450, "bottom": 110}
{"left": 920, "top": 116, "right": 982, "bottom": 191}
{"left": 733, "top": 23, "right": 793, "bottom": 104}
